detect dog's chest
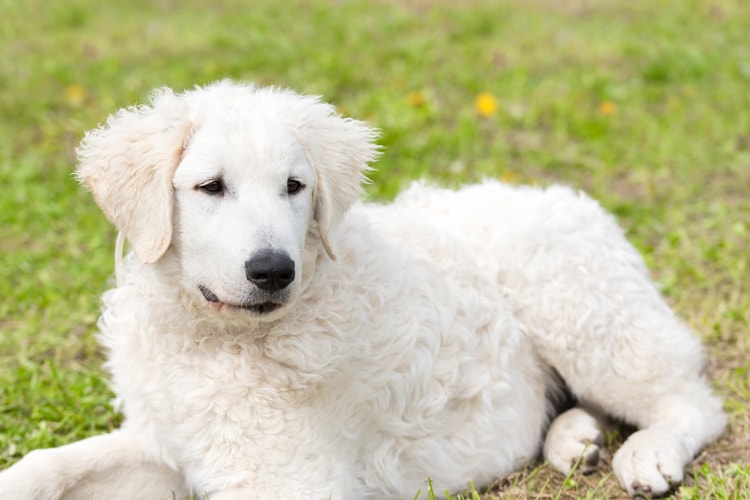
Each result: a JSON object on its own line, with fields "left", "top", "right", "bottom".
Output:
{"left": 131, "top": 332, "right": 351, "bottom": 483}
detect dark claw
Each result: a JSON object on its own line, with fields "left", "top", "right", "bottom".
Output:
{"left": 581, "top": 446, "right": 601, "bottom": 475}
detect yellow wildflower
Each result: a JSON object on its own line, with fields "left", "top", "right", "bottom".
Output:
{"left": 475, "top": 92, "right": 499, "bottom": 117}
{"left": 599, "top": 100, "right": 616, "bottom": 116}
{"left": 500, "top": 170, "right": 516, "bottom": 183}
{"left": 64, "top": 84, "right": 86, "bottom": 107}
{"left": 406, "top": 91, "right": 427, "bottom": 107}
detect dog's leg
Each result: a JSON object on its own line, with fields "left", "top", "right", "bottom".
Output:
{"left": 607, "top": 382, "right": 726, "bottom": 497}
{"left": 551, "top": 297, "right": 727, "bottom": 497}
{"left": 495, "top": 189, "right": 728, "bottom": 497}
{"left": 543, "top": 407, "right": 604, "bottom": 475}
{"left": 531, "top": 283, "right": 725, "bottom": 496}
{"left": 0, "top": 430, "right": 187, "bottom": 500}
{"left": 532, "top": 298, "right": 725, "bottom": 496}
{"left": 204, "top": 484, "right": 351, "bottom": 500}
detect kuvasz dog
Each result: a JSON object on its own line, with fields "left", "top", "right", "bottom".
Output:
{"left": 0, "top": 80, "right": 726, "bottom": 499}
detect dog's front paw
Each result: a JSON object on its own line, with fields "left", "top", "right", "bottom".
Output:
{"left": 612, "top": 428, "right": 686, "bottom": 497}
{"left": 0, "top": 449, "right": 64, "bottom": 500}
{"left": 544, "top": 408, "right": 604, "bottom": 475}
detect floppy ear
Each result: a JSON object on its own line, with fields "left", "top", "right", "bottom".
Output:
{"left": 75, "top": 88, "right": 192, "bottom": 264}
{"left": 312, "top": 170, "right": 337, "bottom": 260}
{"left": 285, "top": 94, "right": 379, "bottom": 260}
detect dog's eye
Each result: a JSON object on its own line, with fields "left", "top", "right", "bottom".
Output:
{"left": 198, "top": 179, "right": 224, "bottom": 195}
{"left": 287, "top": 179, "right": 304, "bottom": 195}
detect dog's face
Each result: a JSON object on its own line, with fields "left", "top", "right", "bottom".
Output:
{"left": 75, "top": 81, "right": 378, "bottom": 321}
{"left": 172, "top": 116, "right": 316, "bottom": 318}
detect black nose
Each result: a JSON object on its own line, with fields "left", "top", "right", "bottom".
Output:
{"left": 244, "top": 250, "right": 296, "bottom": 292}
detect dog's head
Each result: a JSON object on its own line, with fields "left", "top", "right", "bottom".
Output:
{"left": 76, "top": 80, "right": 379, "bottom": 319}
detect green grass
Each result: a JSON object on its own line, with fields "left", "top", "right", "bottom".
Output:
{"left": 1, "top": 0, "right": 748, "bottom": 498}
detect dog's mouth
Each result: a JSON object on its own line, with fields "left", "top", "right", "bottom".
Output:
{"left": 198, "top": 285, "right": 283, "bottom": 316}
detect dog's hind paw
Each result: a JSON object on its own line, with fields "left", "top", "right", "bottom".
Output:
{"left": 543, "top": 407, "right": 604, "bottom": 475}
{"left": 612, "top": 427, "right": 686, "bottom": 497}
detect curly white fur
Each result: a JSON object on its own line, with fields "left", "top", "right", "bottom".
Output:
{"left": 0, "top": 81, "right": 725, "bottom": 499}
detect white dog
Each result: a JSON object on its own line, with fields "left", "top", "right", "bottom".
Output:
{"left": 0, "top": 80, "right": 726, "bottom": 499}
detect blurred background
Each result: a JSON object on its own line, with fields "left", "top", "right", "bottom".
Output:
{"left": 1, "top": 0, "right": 748, "bottom": 497}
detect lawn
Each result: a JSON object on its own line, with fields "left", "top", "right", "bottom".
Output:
{"left": 1, "top": 0, "right": 748, "bottom": 498}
